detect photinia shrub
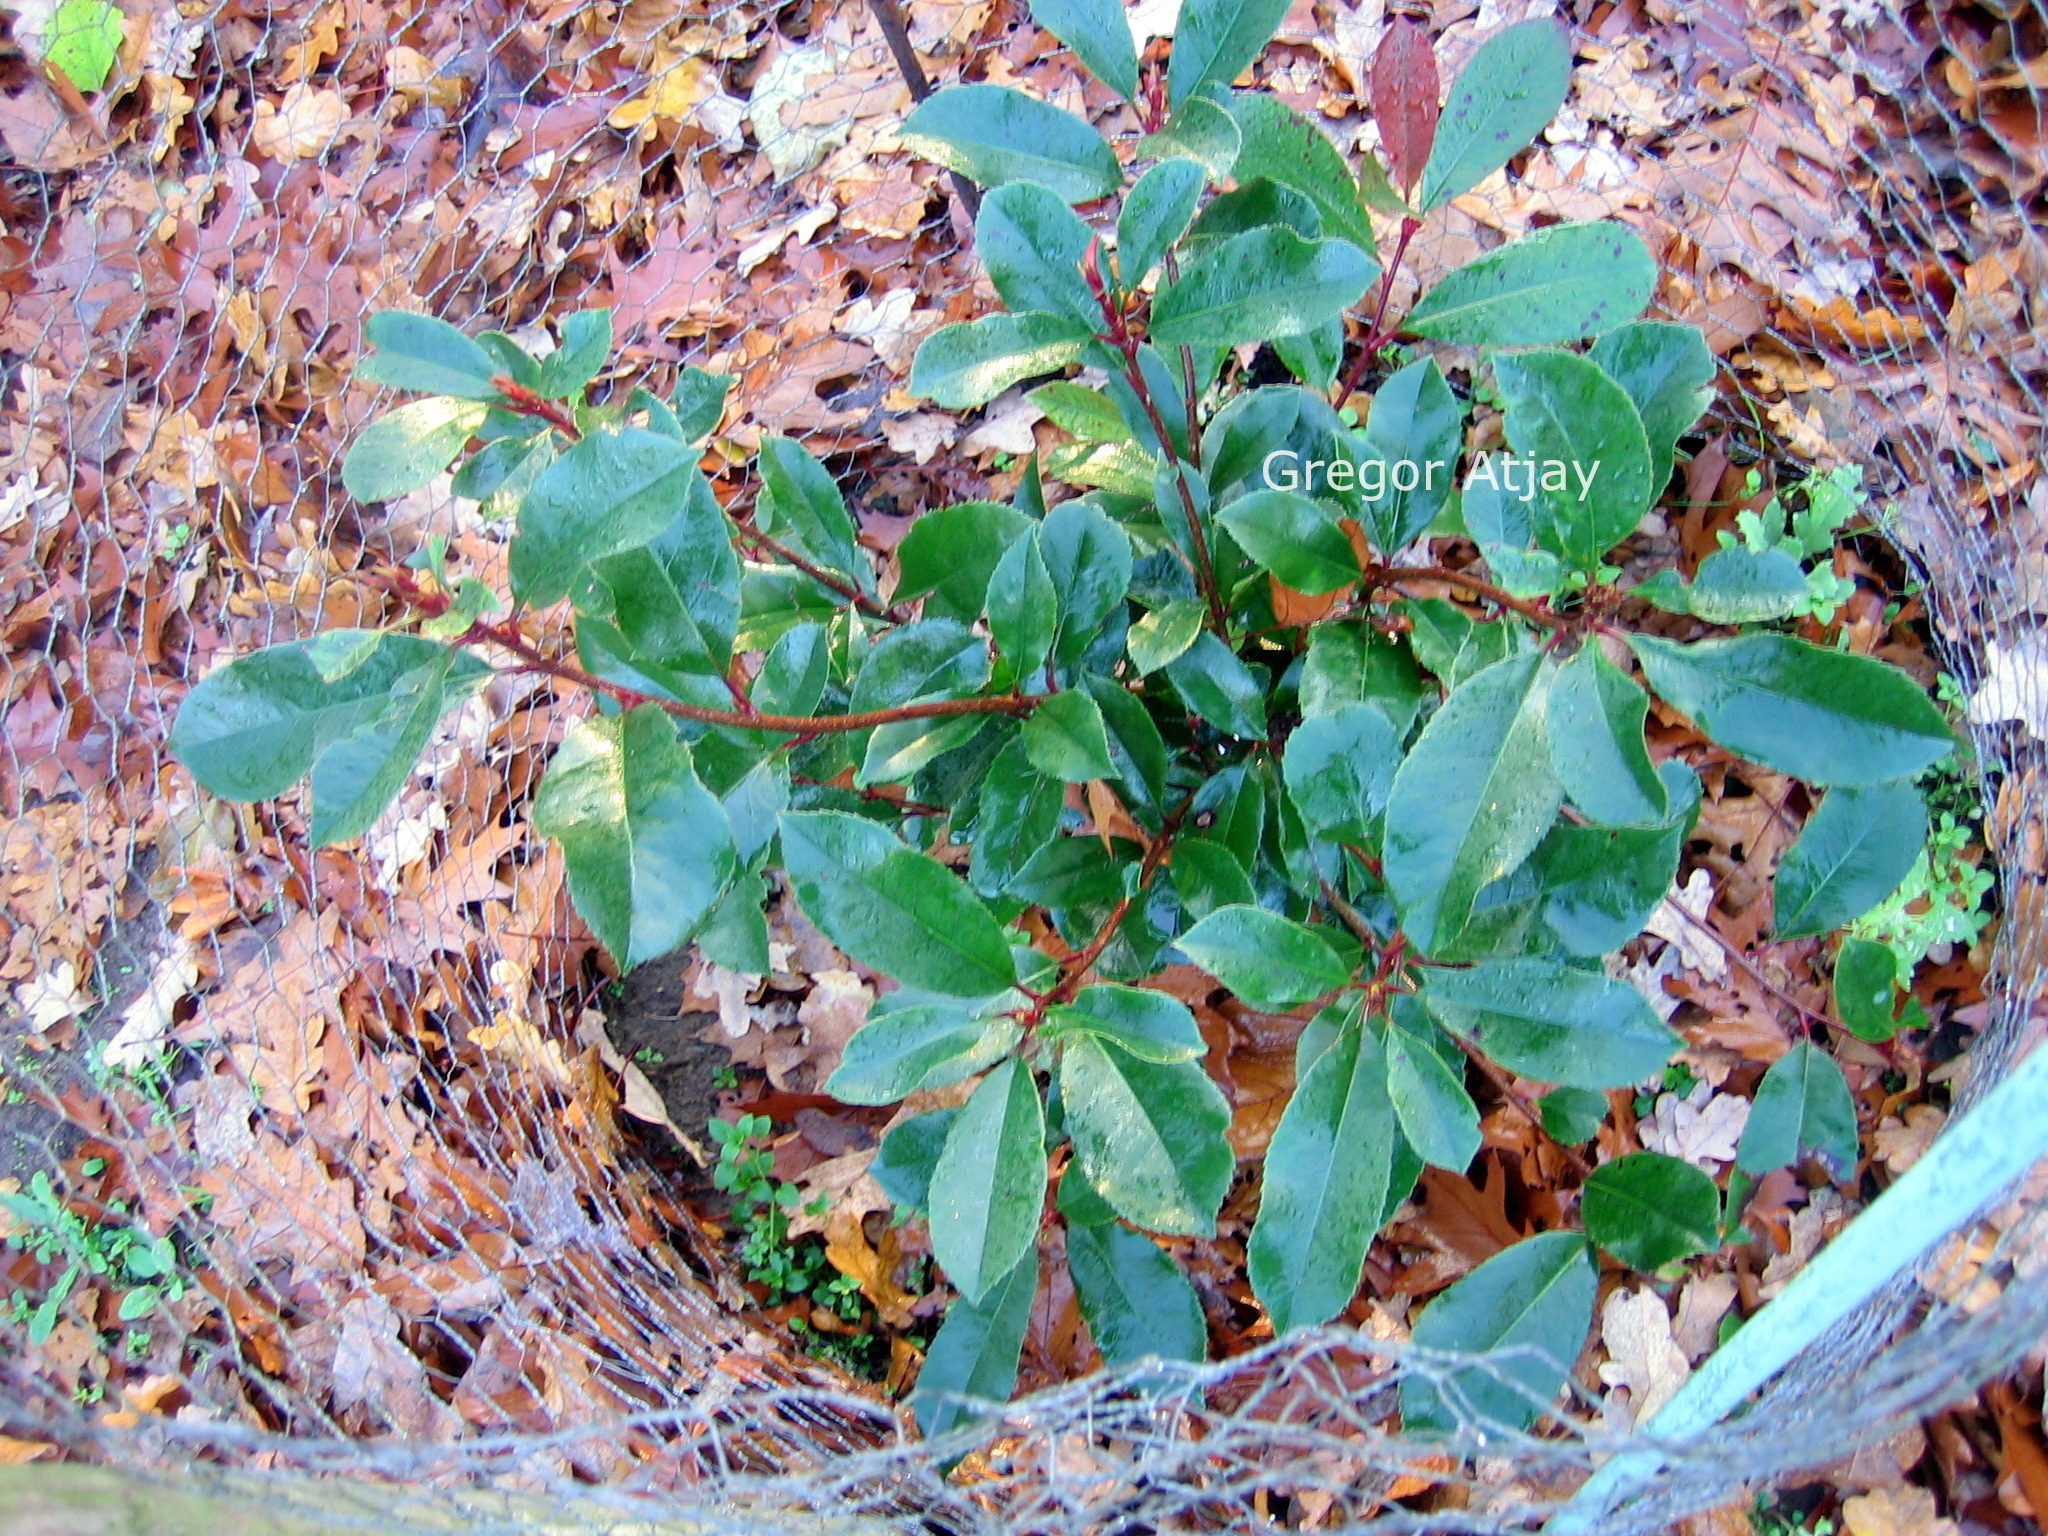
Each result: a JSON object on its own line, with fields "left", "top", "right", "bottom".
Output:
{"left": 169, "top": 0, "right": 1957, "bottom": 1440}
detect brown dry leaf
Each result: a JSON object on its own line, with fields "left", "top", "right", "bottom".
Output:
{"left": 199, "top": 1133, "right": 367, "bottom": 1276}
{"left": 277, "top": 2, "right": 345, "bottom": 85}
{"left": 1873, "top": 1104, "right": 1945, "bottom": 1173}
{"left": 1598, "top": 1287, "right": 1690, "bottom": 1430}
{"left": 1841, "top": 1487, "right": 1959, "bottom": 1536}
{"left": 1392, "top": 1161, "right": 1525, "bottom": 1290}
{"left": 796, "top": 969, "right": 871, "bottom": 1081}
{"left": 1223, "top": 1039, "right": 1295, "bottom": 1158}
{"left": 0, "top": 1436, "right": 57, "bottom": 1464}
{"left": 1673, "top": 1272, "right": 1739, "bottom": 1362}
{"left": 824, "top": 1204, "right": 918, "bottom": 1328}
{"left": 250, "top": 85, "right": 349, "bottom": 164}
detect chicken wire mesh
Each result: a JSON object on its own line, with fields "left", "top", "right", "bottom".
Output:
{"left": 0, "top": 0, "right": 2044, "bottom": 1530}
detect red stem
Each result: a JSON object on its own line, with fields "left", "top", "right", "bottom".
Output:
{"left": 1334, "top": 216, "right": 1421, "bottom": 406}
{"left": 491, "top": 377, "right": 581, "bottom": 438}
{"left": 463, "top": 620, "right": 1041, "bottom": 734}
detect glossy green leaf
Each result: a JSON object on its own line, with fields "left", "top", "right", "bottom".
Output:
{"left": 1581, "top": 1152, "right": 1720, "bottom": 1271}
{"left": 1128, "top": 599, "right": 1205, "bottom": 676}
{"left": 898, "top": 502, "right": 1033, "bottom": 621}
{"left": 930, "top": 1059, "right": 1048, "bottom": 1302}
{"left": 986, "top": 527, "right": 1060, "bottom": 683}
{"left": 354, "top": 311, "right": 506, "bottom": 400}
{"left": 1629, "top": 634, "right": 1955, "bottom": 786}
{"left": 1736, "top": 1039, "right": 1858, "bottom": 1178}
{"left": 1151, "top": 227, "right": 1378, "bottom": 351}
{"left": 1030, "top": 0, "right": 1141, "bottom": 97}
{"left": 1422, "top": 957, "right": 1682, "bottom": 1089}
{"left": 1186, "top": 178, "right": 1322, "bottom": 257}
{"left": 592, "top": 469, "right": 741, "bottom": 678}
{"left": 1248, "top": 1025, "right": 1396, "bottom": 1334}
{"left": 1774, "top": 781, "right": 1926, "bottom": 938}
{"left": 1834, "top": 937, "right": 1907, "bottom": 1043}
{"left": 1539, "top": 1086, "right": 1608, "bottom": 1145}
{"left": 1415, "top": 19, "right": 1573, "bottom": 212}
{"left": 1032, "top": 382, "right": 1134, "bottom": 444}
{"left": 1188, "top": 763, "right": 1266, "bottom": 870}
{"left": 1060, "top": 1034, "right": 1234, "bottom": 1234}
{"left": 1383, "top": 652, "right": 1560, "bottom": 954}
{"left": 533, "top": 706, "right": 739, "bottom": 968}
{"left": 1546, "top": 643, "right": 1667, "bottom": 827}
{"left": 1047, "top": 983, "right": 1207, "bottom": 1064}
{"left": 779, "top": 810, "right": 1017, "bottom": 997}
{"left": 1010, "top": 836, "right": 1130, "bottom": 909}
{"left": 1274, "top": 318, "right": 1345, "bottom": 391}
{"left": 536, "top": 308, "right": 613, "bottom": 398}
{"left": 1588, "top": 321, "right": 1716, "bottom": 478}
{"left": 171, "top": 631, "right": 467, "bottom": 806}
{"left": 1219, "top": 489, "right": 1361, "bottom": 594}
{"left": 1386, "top": 1023, "right": 1481, "bottom": 1171}
{"left": 1404, "top": 597, "right": 1520, "bottom": 690}
{"left": 754, "top": 622, "right": 830, "bottom": 716}
{"left": 1637, "top": 545, "right": 1810, "bottom": 624}
{"left": 978, "top": 182, "right": 1101, "bottom": 325}
{"left": 874, "top": 1108, "right": 957, "bottom": 1214}
{"left": 1118, "top": 159, "right": 1207, "bottom": 286}
{"left": 1401, "top": 1231, "right": 1597, "bottom": 1436}
{"left": 669, "top": 367, "right": 733, "bottom": 443}
{"left": 511, "top": 427, "right": 700, "bottom": 607}
{"left": 1177, "top": 904, "right": 1352, "bottom": 1009}
{"left": 1023, "top": 689, "right": 1118, "bottom": 782}
{"left": 899, "top": 84, "right": 1123, "bottom": 201}
{"left": 758, "top": 435, "right": 861, "bottom": 580}
{"left": 850, "top": 620, "right": 990, "bottom": 713}
{"left": 1299, "top": 623, "right": 1425, "bottom": 733}
{"left": 1226, "top": 92, "right": 1379, "bottom": 252}
{"left": 969, "top": 739, "right": 1066, "bottom": 896}
{"left": 914, "top": 1249, "right": 1037, "bottom": 1442}
{"left": 1523, "top": 762, "right": 1696, "bottom": 956}
{"left": 1066, "top": 1219, "right": 1208, "bottom": 1365}
{"left": 1283, "top": 702, "right": 1402, "bottom": 845}
{"left": 341, "top": 397, "right": 491, "bottom": 502}
{"left": 1491, "top": 349, "right": 1654, "bottom": 571}
{"left": 1355, "top": 356, "right": 1464, "bottom": 555}
{"left": 912, "top": 312, "right": 1094, "bottom": 410}
{"left": 1168, "top": 0, "right": 1290, "bottom": 106}
{"left": 1040, "top": 501, "right": 1135, "bottom": 659}
{"left": 1086, "top": 674, "right": 1171, "bottom": 817}
{"left": 1137, "top": 96, "right": 1241, "bottom": 179}
{"left": 1170, "top": 838, "right": 1257, "bottom": 919}
{"left": 305, "top": 648, "right": 492, "bottom": 846}
{"left": 828, "top": 1007, "right": 1022, "bottom": 1105}
{"left": 1405, "top": 222, "right": 1655, "bottom": 346}
{"left": 1165, "top": 632, "right": 1269, "bottom": 739}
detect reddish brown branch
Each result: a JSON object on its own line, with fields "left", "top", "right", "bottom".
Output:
{"left": 1334, "top": 215, "right": 1421, "bottom": 406}
{"left": 490, "top": 377, "right": 581, "bottom": 438}
{"left": 731, "top": 521, "right": 901, "bottom": 621}
{"left": 464, "top": 620, "right": 1039, "bottom": 734}
{"left": 1374, "top": 565, "right": 1564, "bottom": 629}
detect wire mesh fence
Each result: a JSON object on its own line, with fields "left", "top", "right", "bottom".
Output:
{"left": 1, "top": 0, "right": 2046, "bottom": 1529}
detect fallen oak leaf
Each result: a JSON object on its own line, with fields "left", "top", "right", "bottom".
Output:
{"left": 250, "top": 83, "right": 349, "bottom": 164}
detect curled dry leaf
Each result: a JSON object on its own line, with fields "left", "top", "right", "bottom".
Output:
{"left": 1597, "top": 1286, "right": 1690, "bottom": 1430}
{"left": 250, "top": 84, "right": 349, "bottom": 164}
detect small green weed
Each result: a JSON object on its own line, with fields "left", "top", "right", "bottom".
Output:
{"left": 2, "top": 1172, "right": 188, "bottom": 1345}
{"left": 708, "top": 1114, "right": 861, "bottom": 1314}
{"left": 1727, "top": 464, "right": 1863, "bottom": 623}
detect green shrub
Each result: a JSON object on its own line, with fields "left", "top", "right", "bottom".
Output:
{"left": 168, "top": 0, "right": 1958, "bottom": 1437}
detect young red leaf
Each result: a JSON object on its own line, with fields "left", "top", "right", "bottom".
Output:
{"left": 1370, "top": 18, "right": 1440, "bottom": 196}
